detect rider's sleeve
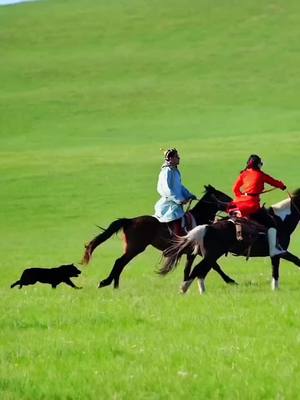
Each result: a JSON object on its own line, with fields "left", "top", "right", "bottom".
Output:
{"left": 262, "top": 172, "right": 286, "bottom": 190}
{"left": 181, "top": 185, "right": 195, "bottom": 200}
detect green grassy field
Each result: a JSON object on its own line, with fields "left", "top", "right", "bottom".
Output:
{"left": 1, "top": 0, "right": 300, "bottom": 398}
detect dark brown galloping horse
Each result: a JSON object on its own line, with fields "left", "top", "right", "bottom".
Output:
{"left": 82, "top": 185, "right": 234, "bottom": 289}
{"left": 160, "top": 189, "right": 300, "bottom": 293}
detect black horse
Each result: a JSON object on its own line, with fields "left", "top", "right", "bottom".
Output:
{"left": 160, "top": 189, "right": 300, "bottom": 293}
{"left": 82, "top": 185, "right": 234, "bottom": 289}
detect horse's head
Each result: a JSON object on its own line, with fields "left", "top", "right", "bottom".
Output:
{"left": 289, "top": 188, "right": 300, "bottom": 215}
{"left": 271, "top": 188, "right": 300, "bottom": 234}
{"left": 190, "top": 185, "right": 232, "bottom": 224}
{"left": 275, "top": 188, "right": 300, "bottom": 214}
{"left": 203, "top": 184, "right": 232, "bottom": 209}
{"left": 290, "top": 188, "right": 300, "bottom": 201}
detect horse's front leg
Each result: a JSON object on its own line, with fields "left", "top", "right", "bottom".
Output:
{"left": 271, "top": 256, "right": 280, "bottom": 290}
{"left": 180, "top": 254, "right": 196, "bottom": 294}
{"left": 280, "top": 251, "right": 300, "bottom": 267}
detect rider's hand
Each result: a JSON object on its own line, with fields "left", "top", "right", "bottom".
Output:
{"left": 189, "top": 194, "right": 197, "bottom": 200}
{"left": 281, "top": 185, "right": 287, "bottom": 191}
{"left": 181, "top": 199, "right": 189, "bottom": 205}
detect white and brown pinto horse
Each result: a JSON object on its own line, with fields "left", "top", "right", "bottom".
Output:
{"left": 160, "top": 189, "right": 300, "bottom": 293}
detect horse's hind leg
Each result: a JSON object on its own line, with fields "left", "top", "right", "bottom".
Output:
{"left": 213, "top": 262, "right": 237, "bottom": 285}
{"left": 112, "top": 252, "right": 139, "bottom": 289}
{"left": 183, "top": 254, "right": 196, "bottom": 281}
{"left": 99, "top": 249, "right": 144, "bottom": 289}
{"left": 182, "top": 256, "right": 237, "bottom": 290}
{"left": 181, "top": 258, "right": 212, "bottom": 294}
{"left": 180, "top": 254, "right": 196, "bottom": 293}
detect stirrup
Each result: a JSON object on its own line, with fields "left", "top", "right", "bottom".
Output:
{"left": 236, "top": 224, "right": 243, "bottom": 241}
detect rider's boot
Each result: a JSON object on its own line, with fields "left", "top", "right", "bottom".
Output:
{"left": 267, "top": 227, "right": 286, "bottom": 257}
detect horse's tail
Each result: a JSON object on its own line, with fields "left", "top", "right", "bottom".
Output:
{"left": 81, "top": 218, "right": 131, "bottom": 265}
{"left": 159, "top": 225, "right": 207, "bottom": 276}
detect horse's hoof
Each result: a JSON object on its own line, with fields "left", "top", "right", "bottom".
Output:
{"left": 228, "top": 280, "right": 238, "bottom": 285}
{"left": 180, "top": 280, "right": 193, "bottom": 294}
{"left": 271, "top": 279, "right": 279, "bottom": 290}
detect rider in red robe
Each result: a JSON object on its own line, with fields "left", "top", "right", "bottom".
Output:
{"left": 228, "top": 154, "right": 286, "bottom": 257}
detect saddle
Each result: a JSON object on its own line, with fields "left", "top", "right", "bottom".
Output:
{"left": 229, "top": 216, "right": 267, "bottom": 241}
{"left": 167, "top": 212, "right": 196, "bottom": 236}
{"left": 228, "top": 216, "right": 267, "bottom": 259}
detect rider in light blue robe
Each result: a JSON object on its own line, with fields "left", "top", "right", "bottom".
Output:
{"left": 154, "top": 149, "right": 196, "bottom": 222}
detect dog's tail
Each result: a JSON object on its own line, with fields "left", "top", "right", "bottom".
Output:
{"left": 10, "top": 280, "right": 20, "bottom": 288}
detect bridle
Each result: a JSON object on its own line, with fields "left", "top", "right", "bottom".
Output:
{"left": 185, "top": 192, "right": 231, "bottom": 213}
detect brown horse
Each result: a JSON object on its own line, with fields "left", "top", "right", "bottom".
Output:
{"left": 82, "top": 185, "right": 234, "bottom": 288}
{"left": 160, "top": 189, "right": 300, "bottom": 293}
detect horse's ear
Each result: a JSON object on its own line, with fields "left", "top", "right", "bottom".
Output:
{"left": 292, "top": 188, "right": 300, "bottom": 198}
{"left": 204, "top": 184, "right": 214, "bottom": 192}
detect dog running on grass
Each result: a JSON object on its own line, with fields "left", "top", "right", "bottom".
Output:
{"left": 11, "top": 264, "right": 82, "bottom": 289}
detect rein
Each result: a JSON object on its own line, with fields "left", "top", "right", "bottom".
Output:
{"left": 260, "top": 188, "right": 277, "bottom": 195}
{"left": 186, "top": 199, "right": 193, "bottom": 213}
{"left": 185, "top": 194, "right": 230, "bottom": 210}
{"left": 244, "top": 188, "right": 277, "bottom": 196}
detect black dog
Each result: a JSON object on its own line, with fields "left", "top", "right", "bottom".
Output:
{"left": 11, "top": 264, "right": 82, "bottom": 289}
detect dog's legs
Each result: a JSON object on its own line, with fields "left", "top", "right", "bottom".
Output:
{"left": 63, "top": 278, "right": 82, "bottom": 289}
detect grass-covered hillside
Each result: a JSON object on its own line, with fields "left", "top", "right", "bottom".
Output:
{"left": 1, "top": 1, "right": 300, "bottom": 398}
